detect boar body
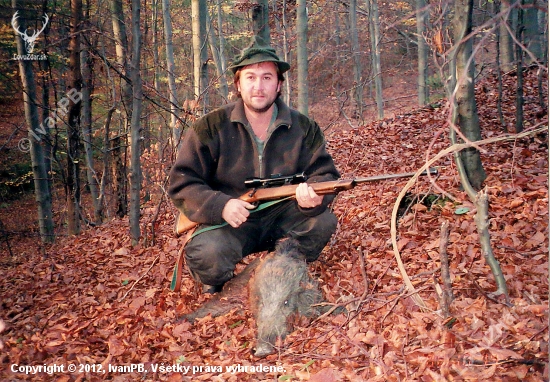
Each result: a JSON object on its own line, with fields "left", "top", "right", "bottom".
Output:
{"left": 250, "top": 239, "right": 322, "bottom": 357}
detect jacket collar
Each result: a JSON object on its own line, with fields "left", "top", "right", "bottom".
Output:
{"left": 230, "top": 97, "right": 292, "bottom": 129}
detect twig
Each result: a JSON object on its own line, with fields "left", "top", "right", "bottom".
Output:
{"left": 391, "top": 125, "right": 547, "bottom": 310}
{"left": 380, "top": 285, "right": 432, "bottom": 324}
{"left": 459, "top": 356, "right": 546, "bottom": 367}
{"left": 468, "top": 275, "right": 509, "bottom": 306}
{"left": 381, "top": 291, "right": 406, "bottom": 324}
{"left": 119, "top": 256, "right": 159, "bottom": 302}
{"left": 439, "top": 220, "right": 453, "bottom": 317}
{"left": 497, "top": 245, "right": 538, "bottom": 257}
{"left": 358, "top": 247, "right": 369, "bottom": 299}
{"left": 529, "top": 325, "right": 548, "bottom": 341}
{"left": 474, "top": 189, "right": 511, "bottom": 303}
{"left": 312, "top": 248, "right": 370, "bottom": 323}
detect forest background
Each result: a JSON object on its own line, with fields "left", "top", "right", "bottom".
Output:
{"left": 0, "top": 0, "right": 548, "bottom": 380}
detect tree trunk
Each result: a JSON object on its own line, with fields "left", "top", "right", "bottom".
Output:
{"left": 81, "top": 4, "right": 101, "bottom": 223}
{"left": 282, "top": 0, "right": 291, "bottom": 105}
{"left": 499, "top": 0, "right": 515, "bottom": 72}
{"left": 151, "top": 0, "right": 164, "bottom": 146}
{"left": 192, "top": 0, "right": 208, "bottom": 112}
{"left": 98, "top": 108, "right": 114, "bottom": 221}
{"left": 538, "top": 8, "right": 548, "bottom": 110}
{"left": 161, "top": 0, "right": 180, "bottom": 143}
{"left": 39, "top": 0, "right": 52, "bottom": 195}
{"left": 349, "top": 0, "right": 363, "bottom": 119}
{"left": 368, "top": 0, "right": 384, "bottom": 120}
{"left": 67, "top": 0, "right": 83, "bottom": 235}
{"left": 296, "top": 0, "right": 308, "bottom": 115}
{"left": 12, "top": 0, "right": 54, "bottom": 243}
{"left": 208, "top": 12, "right": 229, "bottom": 101}
{"left": 523, "top": 0, "right": 544, "bottom": 63}
{"left": 515, "top": 0, "right": 525, "bottom": 133}
{"left": 111, "top": 0, "right": 132, "bottom": 114}
{"left": 110, "top": 0, "right": 130, "bottom": 217}
{"left": 416, "top": 0, "right": 429, "bottom": 106}
{"left": 152, "top": 0, "right": 161, "bottom": 94}
{"left": 453, "top": 0, "right": 486, "bottom": 190}
{"left": 217, "top": 0, "right": 227, "bottom": 75}
{"left": 494, "top": 0, "right": 507, "bottom": 131}
{"left": 129, "top": 0, "right": 143, "bottom": 244}
{"left": 251, "top": 0, "right": 270, "bottom": 46}
{"left": 39, "top": 58, "right": 52, "bottom": 194}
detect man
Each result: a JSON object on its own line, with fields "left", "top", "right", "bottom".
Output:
{"left": 168, "top": 40, "right": 340, "bottom": 293}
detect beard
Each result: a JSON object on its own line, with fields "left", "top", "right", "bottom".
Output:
{"left": 241, "top": 92, "right": 279, "bottom": 114}
{"left": 246, "top": 101, "right": 275, "bottom": 114}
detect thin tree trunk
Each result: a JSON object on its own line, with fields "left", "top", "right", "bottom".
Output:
{"left": 40, "top": 0, "right": 52, "bottom": 195}
{"left": 494, "top": 0, "right": 507, "bottom": 132}
{"left": 67, "top": 0, "right": 83, "bottom": 235}
{"left": 111, "top": 0, "right": 132, "bottom": 115}
{"left": 217, "top": 0, "right": 227, "bottom": 74}
{"left": 515, "top": 0, "right": 524, "bottom": 133}
{"left": 453, "top": 0, "right": 486, "bottom": 189}
{"left": 207, "top": 12, "right": 229, "bottom": 101}
{"left": 499, "top": 0, "right": 515, "bottom": 72}
{"left": 296, "top": 0, "right": 308, "bottom": 115}
{"left": 98, "top": 108, "right": 114, "bottom": 220}
{"left": 333, "top": 3, "right": 341, "bottom": 95}
{"left": 416, "top": 0, "right": 429, "bottom": 105}
{"left": 81, "top": 5, "right": 100, "bottom": 223}
{"left": 537, "top": 9, "right": 547, "bottom": 110}
{"left": 12, "top": 0, "right": 54, "bottom": 243}
{"left": 152, "top": 0, "right": 161, "bottom": 94}
{"left": 349, "top": 0, "right": 363, "bottom": 120}
{"left": 129, "top": 0, "right": 143, "bottom": 244}
{"left": 368, "top": 0, "right": 384, "bottom": 120}
{"left": 110, "top": 0, "right": 131, "bottom": 217}
{"left": 39, "top": 58, "right": 52, "bottom": 193}
{"left": 523, "top": 0, "right": 543, "bottom": 63}
{"left": 192, "top": 0, "right": 208, "bottom": 112}
{"left": 282, "top": 0, "right": 291, "bottom": 105}
{"left": 161, "top": 0, "right": 180, "bottom": 143}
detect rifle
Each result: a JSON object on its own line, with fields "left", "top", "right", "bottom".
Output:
{"left": 174, "top": 168, "right": 438, "bottom": 236}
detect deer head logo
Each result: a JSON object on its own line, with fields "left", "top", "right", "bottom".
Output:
{"left": 11, "top": 12, "right": 49, "bottom": 54}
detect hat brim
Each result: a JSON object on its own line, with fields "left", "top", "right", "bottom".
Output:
{"left": 229, "top": 54, "right": 290, "bottom": 74}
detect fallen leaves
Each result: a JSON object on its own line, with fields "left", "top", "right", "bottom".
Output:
{"left": 0, "top": 69, "right": 548, "bottom": 381}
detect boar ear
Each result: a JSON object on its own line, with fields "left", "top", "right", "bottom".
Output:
{"left": 295, "top": 287, "right": 323, "bottom": 317}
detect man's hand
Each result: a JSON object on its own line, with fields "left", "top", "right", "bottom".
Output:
{"left": 222, "top": 199, "right": 255, "bottom": 228}
{"left": 296, "top": 182, "right": 323, "bottom": 209}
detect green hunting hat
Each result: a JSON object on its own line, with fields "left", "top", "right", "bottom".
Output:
{"left": 228, "top": 37, "right": 290, "bottom": 74}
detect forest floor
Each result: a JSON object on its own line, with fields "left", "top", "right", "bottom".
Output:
{"left": 0, "top": 68, "right": 548, "bottom": 381}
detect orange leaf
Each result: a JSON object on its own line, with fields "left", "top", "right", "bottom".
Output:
{"left": 525, "top": 231, "right": 545, "bottom": 248}
{"left": 510, "top": 198, "right": 524, "bottom": 208}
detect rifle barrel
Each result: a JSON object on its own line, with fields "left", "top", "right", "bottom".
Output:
{"left": 353, "top": 168, "right": 437, "bottom": 184}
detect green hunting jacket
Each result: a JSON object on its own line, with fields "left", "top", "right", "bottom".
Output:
{"left": 168, "top": 97, "right": 340, "bottom": 226}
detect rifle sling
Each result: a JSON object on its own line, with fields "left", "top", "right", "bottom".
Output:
{"left": 170, "top": 197, "right": 292, "bottom": 292}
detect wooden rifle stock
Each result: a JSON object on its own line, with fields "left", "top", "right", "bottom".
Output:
{"left": 174, "top": 168, "right": 438, "bottom": 236}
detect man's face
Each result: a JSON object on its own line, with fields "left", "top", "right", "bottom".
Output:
{"left": 237, "top": 61, "right": 281, "bottom": 114}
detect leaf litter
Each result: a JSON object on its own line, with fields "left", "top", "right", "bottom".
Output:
{"left": 0, "top": 69, "right": 547, "bottom": 381}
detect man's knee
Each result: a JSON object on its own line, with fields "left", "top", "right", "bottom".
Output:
{"left": 185, "top": 231, "right": 241, "bottom": 286}
{"left": 290, "top": 210, "right": 338, "bottom": 261}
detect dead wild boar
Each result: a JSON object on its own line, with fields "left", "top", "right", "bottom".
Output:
{"left": 250, "top": 238, "right": 323, "bottom": 357}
